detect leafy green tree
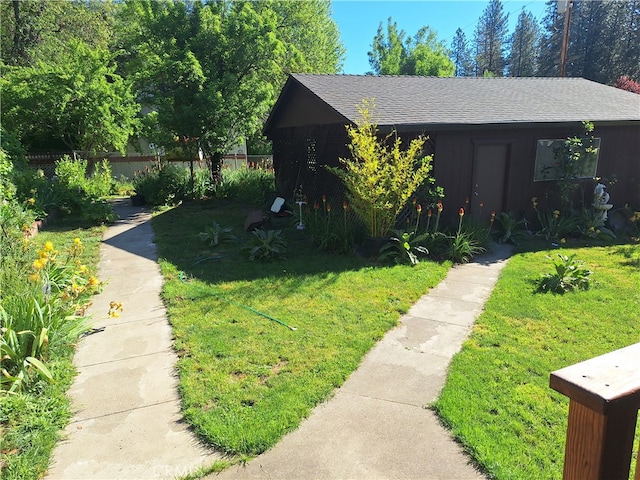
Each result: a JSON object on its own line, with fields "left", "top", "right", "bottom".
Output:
{"left": 507, "top": 9, "right": 540, "bottom": 77}
{"left": 368, "top": 18, "right": 454, "bottom": 76}
{"left": 117, "top": 0, "right": 343, "bottom": 179}
{"left": 269, "top": 0, "right": 344, "bottom": 75}
{"left": 1, "top": 40, "right": 139, "bottom": 153}
{"left": 474, "top": 0, "right": 509, "bottom": 77}
{"left": 0, "top": 0, "right": 115, "bottom": 67}
{"left": 450, "top": 28, "right": 474, "bottom": 77}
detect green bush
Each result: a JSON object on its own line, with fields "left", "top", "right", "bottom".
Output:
{"left": 213, "top": 166, "right": 274, "bottom": 205}
{"left": 133, "top": 162, "right": 190, "bottom": 206}
{"left": 49, "top": 156, "right": 115, "bottom": 223}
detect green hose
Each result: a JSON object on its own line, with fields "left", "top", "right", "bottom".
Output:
{"left": 178, "top": 271, "right": 297, "bottom": 331}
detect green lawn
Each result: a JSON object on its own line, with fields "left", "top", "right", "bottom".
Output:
{"left": 434, "top": 243, "right": 640, "bottom": 479}
{"left": 152, "top": 200, "right": 451, "bottom": 456}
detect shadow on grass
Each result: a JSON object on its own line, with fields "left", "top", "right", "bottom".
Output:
{"left": 150, "top": 199, "right": 388, "bottom": 287}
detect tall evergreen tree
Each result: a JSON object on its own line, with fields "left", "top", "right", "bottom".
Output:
{"left": 507, "top": 9, "right": 540, "bottom": 77}
{"left": 450, "top": 28, "right": 474, "bottom": 77}
{"left": 473, "top": 0, "right": 509, "bottom": 77}
{"left": 538, "top": 0, "right": 640, "bottom": 83}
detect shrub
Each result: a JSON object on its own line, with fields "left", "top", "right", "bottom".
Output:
{"left": 537, "top": 253, "right": 592, "bottom": 294}
{"left": 133, "top": 162, "right": 190, "bottom": 206}
{"left": 213, "top": 166, "right": 274, "bottom": 205}
{"left": 327, "top": 99, "right": 438, "bottom": 238}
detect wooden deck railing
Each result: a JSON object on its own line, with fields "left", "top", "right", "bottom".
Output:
{"left": 550, "top": 342, "right": 640, "bottom": 480}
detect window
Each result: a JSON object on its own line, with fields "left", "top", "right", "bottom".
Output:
{"left": 533, "top": 138, "right": 601, "bottom": 182}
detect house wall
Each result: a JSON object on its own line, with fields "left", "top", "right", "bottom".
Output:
{"left": 270, "top": 122, "right": 639, "bottom": 229}
{"left": 431, "top": 123, "right": 640, "bottom": 224}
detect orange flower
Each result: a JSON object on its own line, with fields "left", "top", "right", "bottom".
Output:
{"left": 416, "top": 204, "right": 422, "bottom": 213}
{"left": 459, "top": 208, "right": 465, "bottom": 217}
{"left": 313, "top": 201, "right": 320, "bottom": 210}
{"left": 490, "top": 211, "right": 496, "bottom": 222}
{"left": 326, "top": 203, "right": 332, "bottom": 212}
{"left": 427, "top": 209, "right": 432, "bottom": 217}
{"left": 437, "top": 201, "right": 443, "bottom": 212}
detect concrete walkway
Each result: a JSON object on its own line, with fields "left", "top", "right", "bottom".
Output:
{"left": 46, "top": 199, "right": 220, "bottom": 480}
{"left": 46, "top": 199, "right": 511, "bottom": 480}
{"left": 211, "top": 245, "right": 511, "bottom": 480}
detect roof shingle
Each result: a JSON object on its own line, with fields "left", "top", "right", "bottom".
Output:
{"left": 289, "top": 74, "right": 640, "bottom": 127}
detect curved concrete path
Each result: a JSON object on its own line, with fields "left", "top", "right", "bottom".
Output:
{"left": 46, "top": 199, "right": 511, "bottom": 479}
{"left": 210, "top": 245, "right": 511, "bottom": 480}
{"left": 46, "top": 199, "right": 220, "bottom": 480}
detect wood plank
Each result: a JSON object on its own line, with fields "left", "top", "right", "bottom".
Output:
{"left": 563, "top": 400, "right": 638, "bottom": 480}
{"left": 550, "top": 343, "right": 640, "bottom": 414}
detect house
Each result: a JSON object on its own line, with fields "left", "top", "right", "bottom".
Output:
{"left": 263, "top": 74, "right": 640, "bottom": 223}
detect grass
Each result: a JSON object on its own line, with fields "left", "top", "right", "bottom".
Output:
{"left": 434, "top": 242, "right": 640, "bottom": 479}
{"left": 152, "top": 200, "right": 451, "bottom": 456}
{"left": 0, "top": 221, "right": 105, "bottom": 480}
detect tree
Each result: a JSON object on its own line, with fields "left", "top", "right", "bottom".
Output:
{"left": 269, "top": 0, "right": 345, "bottom": 75}
{"left": 474, "top": 0, "right": 509, "bottom": 77}
{"left": 1, "top": 40, "right": 139, "bottom": 153}
{"left": 507, "top": 9, "right": 540, "bottom": 77}
{"left": 450, "top": 28, "right": 474, "bottom": 77}
{"left": 0, "top": 0, "right": 115, "bottom": 67}
{"left": 537, "top": 0, "right": 640, "bottom": 83}
{"left": 116, "top": 0, "right": 344, "bottom": 178}
{"left": 614, "top": 75, "right": 640, "bottom": 94}
{"left": 368, "top": 18, "right": 454, "bottom": 76}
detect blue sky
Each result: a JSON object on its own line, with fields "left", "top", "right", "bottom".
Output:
{"left": 331, "top": 0, "right": 549, "bottom": 74}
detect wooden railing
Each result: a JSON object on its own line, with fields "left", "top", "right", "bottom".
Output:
{"left": 550, "top": 342, "right": 640, "bottom": 480}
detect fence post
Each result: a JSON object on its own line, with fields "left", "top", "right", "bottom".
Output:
{"left": 550, "top": 342, "right": 640, "bottom": 480}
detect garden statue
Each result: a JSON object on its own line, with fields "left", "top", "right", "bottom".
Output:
{"left": 592, "top": 183, "right": 613, "bottom": 226}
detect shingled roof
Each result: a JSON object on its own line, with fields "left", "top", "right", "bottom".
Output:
{"left": 267, "top": 74, "right": 640, "bottom": 130}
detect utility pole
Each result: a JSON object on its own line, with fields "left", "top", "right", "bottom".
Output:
{"left": 558, "top": 0, "right": 573, "bottom": 77}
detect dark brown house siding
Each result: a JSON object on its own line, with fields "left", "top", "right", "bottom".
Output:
{"left": 265, "top": 75, "right": 640, "bottom": 227}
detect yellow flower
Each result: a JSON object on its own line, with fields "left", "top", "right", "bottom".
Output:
{"left": 33, "top": 258, "right": 45, "bottom": 270}
{"left": 78, "top": 264, "right": 88, "bottom": 273}
{"left": 29, "top": 273, "right": 40, "bottom": 282}
{"left": 74, "top": 237, "right": 82, "bottom": 245}
{"left": 553, "top": 210, "right": 560, "bottom": 218}
{"left": 44, "top": 241, "right": 54, "bottom": 252}
{"left": 108, "top": 300, "right": 124, "bottom": 318}
{"left": 28, "top": 198, "right": 36, "bottom": 205}
{"left": 88, "top": 276, "right": 100, "bottom": 287}
{"left": 560, "top": 238, "right": 566, "bottom": 244}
